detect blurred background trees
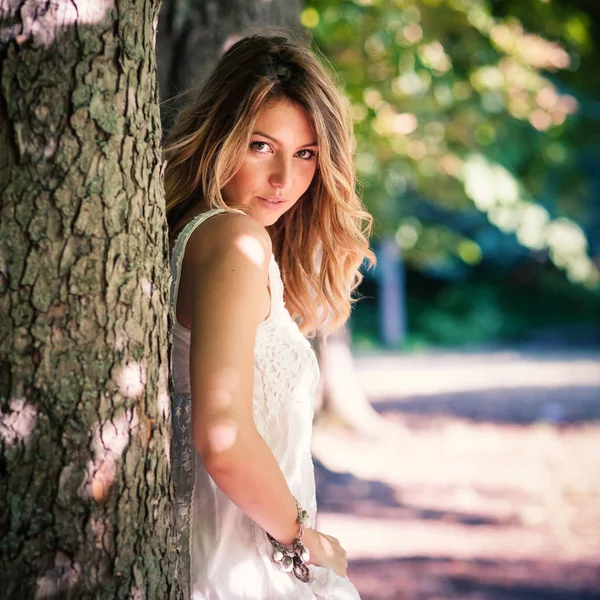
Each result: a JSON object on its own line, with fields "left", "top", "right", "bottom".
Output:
{"left": 302, "top": 0, "right": 600, "bottom": 349}
{"left": 156, "top": 0, "right": 600, "bottom": 349}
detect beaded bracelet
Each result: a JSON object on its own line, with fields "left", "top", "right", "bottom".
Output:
{"left": 267, "top": 497, "right": 311, "bottom": 583}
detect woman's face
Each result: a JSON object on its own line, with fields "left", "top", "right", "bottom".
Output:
{"left": 222, "top": 98, "right": 319, "bottom": 227}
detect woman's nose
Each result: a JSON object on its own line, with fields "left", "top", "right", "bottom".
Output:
{"left": 269, "top": 156, "right": 291, "bottom": 190}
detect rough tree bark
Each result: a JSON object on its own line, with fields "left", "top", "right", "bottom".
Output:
{"left": 0, "top": 2, "right": 179, "bottom": 598}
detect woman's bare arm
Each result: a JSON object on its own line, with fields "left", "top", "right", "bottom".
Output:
{"left": 184, "top": 213, "right": 349, "bottom": 576}
{"left": 186, "top": 213, "right": 299, "bottom": 544}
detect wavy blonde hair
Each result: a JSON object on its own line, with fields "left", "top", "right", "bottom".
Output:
{"left": 163, "top": 30, "right": 376, "bottom": 339}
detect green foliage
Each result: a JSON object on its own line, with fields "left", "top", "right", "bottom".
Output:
{"left": 350, "top": 264, "right": 600, "bottom": 348}
{"left": 304, "top": 0, "right": 600, "bottom": 289}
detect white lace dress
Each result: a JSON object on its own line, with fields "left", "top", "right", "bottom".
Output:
{"left": 169, "top": 208, "right": 361, "bottom": 599}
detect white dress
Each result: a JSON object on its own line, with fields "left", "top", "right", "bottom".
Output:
{"left": 169, "top": 208, "right": 361, "bottom": 599}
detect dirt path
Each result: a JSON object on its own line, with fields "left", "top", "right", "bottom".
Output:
{"left": 312, "top": 349, "right": 600, "bottom": 600}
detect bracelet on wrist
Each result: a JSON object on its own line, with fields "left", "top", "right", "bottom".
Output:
{"left": 267, "top": 497, "right": 311, "bottom": 583}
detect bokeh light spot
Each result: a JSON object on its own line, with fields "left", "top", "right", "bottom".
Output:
{"left": 300, "top": 8, "right": 319, "bottom": 29}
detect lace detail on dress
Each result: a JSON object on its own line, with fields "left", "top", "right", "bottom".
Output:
{"left": 250, "top": 255, "right": 320, "bottom": 438}
{"left": 253, "top": 317, "right": 320, "bottom": 438}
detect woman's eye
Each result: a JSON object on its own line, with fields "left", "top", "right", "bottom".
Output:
{"left": 250, "top": 141, "right": 270, "bottom": 153}
{"left": 249, "top": 142, "right": 316, "bottom": 160}
{"left": 297, "top": 149, "right": 316, "bottom": 160}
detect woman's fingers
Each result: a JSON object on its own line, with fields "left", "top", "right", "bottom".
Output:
{"left": 321, "top": 534, "right": 347, "bottom": 555}
{"left": 303, "top": 528, "right": 348, "bottom": 577}
{"left": 322, "top": 534, "right": 348, "bottom": 575}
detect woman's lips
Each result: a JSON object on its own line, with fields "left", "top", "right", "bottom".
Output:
{"left": 258, "top": 196, "right": 287, "bottom": 209}
{"left": 259, "top": 196, "right": 286, "bottom": 204}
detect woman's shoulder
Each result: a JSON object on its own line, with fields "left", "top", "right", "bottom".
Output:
{"left": 186, "top": 210, "right": 273, "bottom": 270}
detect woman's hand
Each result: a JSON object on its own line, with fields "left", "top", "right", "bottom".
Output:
{"left": 302, "top": 528, "right": 348, "bottom": 578}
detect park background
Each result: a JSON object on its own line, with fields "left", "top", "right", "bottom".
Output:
{"left": 160, "top": 1, "right": 600, "bottom": 598}
{"left": 0, "top": 0, "right": 598, "bottom": 598}
{"left": 303, "top": 0, "right": 600, "bottom": 351}
{"left": 296, "top": 2, "right": 600, "bottom": 599}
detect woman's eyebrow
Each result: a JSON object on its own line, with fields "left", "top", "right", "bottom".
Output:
{"left": 253, "top": 130, "right": 319, "bottom": 149}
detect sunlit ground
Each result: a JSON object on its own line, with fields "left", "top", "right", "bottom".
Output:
{"left": 312, "top": 348, "right": 600, "bottom": 600}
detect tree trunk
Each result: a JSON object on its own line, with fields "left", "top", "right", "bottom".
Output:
{"left": 313, "top": 325, "right": 388, "bottom": 438}
{"left": 156, "top": 0, "right": 302, "bottom": 130}
{"left": 378, "top": 235, "right": 405, "bottom": 348}
{"left": 0, "top": 2, "right": 179, "bottom": 598}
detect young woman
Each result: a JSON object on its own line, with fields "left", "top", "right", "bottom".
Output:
{"left": 165, "top": 30, "right": 375, "bottom": 599}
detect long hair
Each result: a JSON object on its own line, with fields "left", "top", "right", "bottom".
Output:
{"left": 163, "top": 30, "right": 376, "bottom": 339}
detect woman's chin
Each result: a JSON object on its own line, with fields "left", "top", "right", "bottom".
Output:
{"left": 245, "top": 201, "right": 287, "bottom": 226}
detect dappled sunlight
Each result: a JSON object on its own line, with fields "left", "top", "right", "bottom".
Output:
{"left": 82, "top": 408, "right": 138, "bottom": 503}
{"left": 395, "top": 220, "right": 420, "bottom": 250}
{"left": 87, "top": 463, "right": 116, "bottom": 503}
{"left": 113, "top": 329, "right": 129, "bottom": 352}
{"left": 141, "top": 278, "right": 153, "bottom": 298}
{"left": 514, "top": 204, "right": 549, "bottom": 250}
{"left": 206, "top": 388, "right": 234, "bottom": 410}
{"left": 204, "top": 367, "right": 239, "bottom": 411}
{"left": 193, "top": 367, "right": 240, "bottom": 456}
{"left": 114, "top": 361, "right": 146, "bottom": 398}
{"left": 1, "top": 0, "right": 115, "bottom": 48}
{"left": 406, "top": 140, "right": 427, "bottom": 161}
{"left": 157, "top": 384, "right": 172, "bottom": 465}
{"left": 0, "top": 397, "right": 37, "bottom": 446}
{"left": 234, "top": 233, "right": 267, "bottom": 269}
{"left": 96, "top": 410, "right": 133, "bottom": 457}
{"left": 35, "top": 551, "right": 81, "bottom": 599}
{"left": 157, "top": 388, "right": 171, "bottom": 422}
{"left": 87, "top": 459, "right": 114, "bottom": 503}
{"left": 128, "top": 586, "right": 144, "bottom": 600}
{"left": 89, "top": 515, "right": 108, "bottom": 556}
{"left": 206, "top": 419, "right": 238, "bottom": 455}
